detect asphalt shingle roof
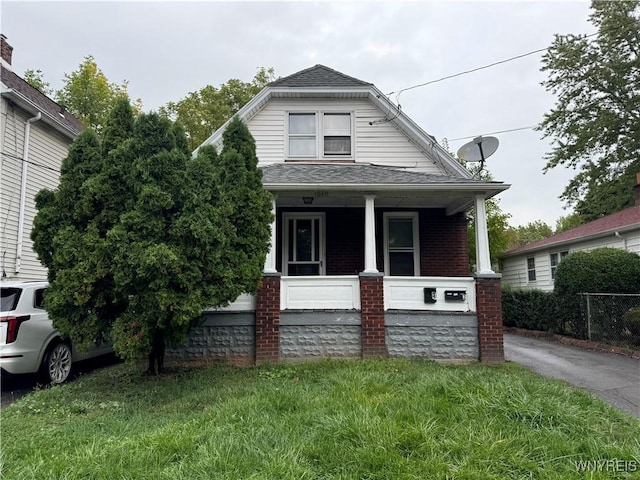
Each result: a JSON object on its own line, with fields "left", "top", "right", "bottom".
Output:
{"left": 261, "top": 163, "right": 481, "bottom": 185}
{"left": 268, "top": 64, "right": 372, "bottom": 88}
{"left": 503, "top": 205, "right": 640, "bottom": 257}
{"left": 1, "top": 67, "right": 84, "bottom": 135}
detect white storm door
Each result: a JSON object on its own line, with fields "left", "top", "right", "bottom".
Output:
{"left": 283, "top": 213, "right": 325, "bottom": 276}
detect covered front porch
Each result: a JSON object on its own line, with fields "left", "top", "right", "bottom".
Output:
{"left": 169, "top": 163, "right": 507, "bottom": 364}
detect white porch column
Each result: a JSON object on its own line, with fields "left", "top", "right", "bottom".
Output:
{"left": 474, "top": 194, "right": 494, "bottom": 274}
{"left": 363, "top": 194, "right": 378, "bottom": 273}
{"left": 264, "top": 195, "right": 277, "bottom": 273}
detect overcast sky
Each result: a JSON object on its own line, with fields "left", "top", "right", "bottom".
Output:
{"left": 3, "top": 0, "right": 595, "bottom": 227}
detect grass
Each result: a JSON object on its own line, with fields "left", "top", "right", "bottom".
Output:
{"left": 1, "top": 359, "right": 639, "bottom": 479}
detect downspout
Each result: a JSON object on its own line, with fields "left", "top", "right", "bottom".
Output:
{"left": 614, "top": 231, "right": 627, "bottom": 250}
{"left": 15, "top": 111, "right": 41, "bottom": 273}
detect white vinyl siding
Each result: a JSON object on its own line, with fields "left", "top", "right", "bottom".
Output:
{"left": 245, "top": 98, "right": 443, "bottom": 173}
{"left": 502, "top": 230, "right": 640, "bottom": 291}
{"left": 1, "top": 101, "right": 70, "bottom": 281}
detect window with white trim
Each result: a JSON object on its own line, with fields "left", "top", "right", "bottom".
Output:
{"left": 287, "top": 112, "right": 353, "bottom": 159}
{"left": 323, "top": 113, "right": 351, "bottom": 156}
{"left": 288, "top": 113, "right": 317, "bottom": 157}
{"left": 384, "top": 212, "right": 420, "bottom": 276}
{"left": 550, "top": 250, "right": 569, "bottom": 279}
{"left": 527, "top": 257, "right": 536, "bottom": 282}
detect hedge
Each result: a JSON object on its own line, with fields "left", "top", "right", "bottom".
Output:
{"left": 502, "top": 287, "right": 561, "bottom": 333}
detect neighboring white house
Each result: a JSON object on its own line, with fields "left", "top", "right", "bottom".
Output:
{"left": 501, "top": 177, "right": 640, "bottom": 291}
{"left": 0, "top": 35, "right": 83, "bottom": 280}
{"left": 178, "top": 64, "right": 510, "bottom": 364}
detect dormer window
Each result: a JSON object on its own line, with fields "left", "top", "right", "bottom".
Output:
{"left": 287, "top": 111, "right": 353, "bottom": 159}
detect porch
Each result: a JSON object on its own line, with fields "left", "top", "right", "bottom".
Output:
{"left": 168, "top": 163, "right": 506, "bottom": 364}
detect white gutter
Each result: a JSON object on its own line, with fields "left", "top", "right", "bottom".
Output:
{"left": 1, "top": 87, "right": 78, "bottom": 140}
{"left": 264, "top": 182, "right": 509, "bottom": 194}
{"left": 15, "top": 111, "right": 41, "bottom": 273}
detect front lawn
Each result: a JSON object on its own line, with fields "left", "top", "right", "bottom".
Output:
{"left": 1, "top": 359, "right": 638, "bottom": 479}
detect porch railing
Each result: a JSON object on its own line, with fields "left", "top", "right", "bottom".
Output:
{"left": 281, "top": 275, "right": 361, "bottom": 310}
{"left": 384, "top": 276, "right": 476, "bottom": 312}
{"left": 205, "top": 293, "right": 256, "bottom": 312}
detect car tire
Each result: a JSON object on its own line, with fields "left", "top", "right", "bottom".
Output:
{"left": 40, "top": 341, "right": 73, "bottom": 384}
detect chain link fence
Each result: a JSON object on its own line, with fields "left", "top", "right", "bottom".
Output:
{"left": 579, "top": 293, "right": 640, "bottom": 348}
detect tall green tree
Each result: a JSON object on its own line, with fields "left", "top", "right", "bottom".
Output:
{"left": 555, "top": 212, "right": 585, "bottom": 233}
{"left": 32, "top": 99, "right": 273, "bottom": 374}
{"left": 539, "top": 1, "right": 640, "bottom": 220}
{"left": 23, "top": 68, "right": 52, "bottom": 95}
{"left": 56, "top": 55, "right": 141, "bottom": 132}
{"left": 160, "top": 67, "right": 275, "bottom": 151}
{"left": 506, "top": 221, "right": 554, "bottom": 249}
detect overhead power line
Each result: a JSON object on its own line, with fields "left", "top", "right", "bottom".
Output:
{"left": 387, "top": 32, "right": 598, "bottom": 99}
{"left": 447, "top": 125, "right": 537, "bottom": 142}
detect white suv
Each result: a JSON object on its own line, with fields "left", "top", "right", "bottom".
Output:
{"left": 1, "top": 281, "right": 112, "bottom": 384}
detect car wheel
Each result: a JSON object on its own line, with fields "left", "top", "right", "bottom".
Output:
{"left": 41, "top": 341, "right": 73, "bottom": 384}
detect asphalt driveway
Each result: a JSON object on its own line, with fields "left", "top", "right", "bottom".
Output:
{"left": 504, "top": 333, "right": 640, "bottom": 418}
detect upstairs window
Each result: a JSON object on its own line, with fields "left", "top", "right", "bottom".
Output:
{"left": 288, "top": 113, "right": 316, "bottom": 157}
{"left": 323, "top": 113, "right": 351, "bottom": 156}
{"left": 527, "top": 257, "right": 536, "bottom": 282}
{"left": 287, "top": 112, "right": 353, "bottom": 159}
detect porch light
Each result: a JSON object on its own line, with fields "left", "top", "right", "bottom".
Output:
{"left": 303, "top": 196, "right": 314, "bottom": 205}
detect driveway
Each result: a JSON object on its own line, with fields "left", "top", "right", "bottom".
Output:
{"left": 504, "top": 333, "right": 640, "bottom": 418}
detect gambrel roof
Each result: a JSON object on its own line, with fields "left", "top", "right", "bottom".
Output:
{"left": 269, "top": 64, "right": 372, "bottom": 88}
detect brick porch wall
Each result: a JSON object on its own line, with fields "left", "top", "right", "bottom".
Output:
{"left": 359, "top": 273, "right": 387, "bottom": 358}
{"left": 255, "top": 273, "right": 281, "bottom": 364}
{"left": 475, "top": 274, "right": 504, "bottom": 363}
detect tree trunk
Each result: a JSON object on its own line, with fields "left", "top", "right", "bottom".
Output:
{"left": 146, "top": 330, "right": 165, "bottom": 375}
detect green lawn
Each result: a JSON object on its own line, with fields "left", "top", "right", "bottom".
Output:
{"left": 1, "top": 359, "right": 638, "bottom": 479}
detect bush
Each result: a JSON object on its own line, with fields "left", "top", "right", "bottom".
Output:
{"left": 554, "top": 248, "right": 640, "bottom": 296}
{"left": 502, "top": 287, "right": 561, "bottom": 333}
{"left": 554, "top": 248, "right": 640, "bottom": 339}
{"left": 623, "top": 307, "right": 640, "bottom": 345}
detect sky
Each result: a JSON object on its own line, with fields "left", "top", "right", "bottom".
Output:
{"left": 2, "top": 0, "right": 595, "bottom": 227}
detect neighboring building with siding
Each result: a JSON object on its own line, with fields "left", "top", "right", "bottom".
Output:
{"left": 174, "top": 65, "right": 510, "bottom": 364}
{"left": 0, "top": 35, "right": 83, "bottom": 280}
{"left": 501, "top": 178, "right": 640, "bottom": 291}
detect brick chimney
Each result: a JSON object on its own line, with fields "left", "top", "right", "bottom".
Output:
{"left": 635, "top": 172, "right": 640, "bottom": 206}
{"left": 1, "top": 34, "right": 13, "bottom": 66}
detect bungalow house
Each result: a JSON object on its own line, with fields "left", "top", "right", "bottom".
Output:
{"left": 170, "top": 65, "right": 509, "bottom": 364}
{"left": 0, "top": 35, "right": 83, "bottom": 280}
{"left": 501, "top": 176, "right": 640, "bottom": 291}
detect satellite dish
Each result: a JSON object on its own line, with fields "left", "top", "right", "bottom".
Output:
{"left": 457, "top": 136, "right": 499, "bottom": 163}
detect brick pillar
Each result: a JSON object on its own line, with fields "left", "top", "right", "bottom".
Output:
{"left": 360, "top": 272, "right": 387, "bottom": 358}
{"left": 475, "top": 274, "right": 504, "bottom": 363}
{"left": 255, "top": 273, "right": 281, "bottom": 364}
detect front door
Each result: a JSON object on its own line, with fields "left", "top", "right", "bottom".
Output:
{"left": 283, "top": 213, "right": 325, "bottom": 275}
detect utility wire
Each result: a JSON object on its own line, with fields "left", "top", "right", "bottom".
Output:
{"left": 387, "top": 32, "right": 598, "bottom": 98}
{"left": 1, "top": 151, "right": 61, "bottom": 173}
{"left": 447, "top": 125, "right": 537, "bottom": 142}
